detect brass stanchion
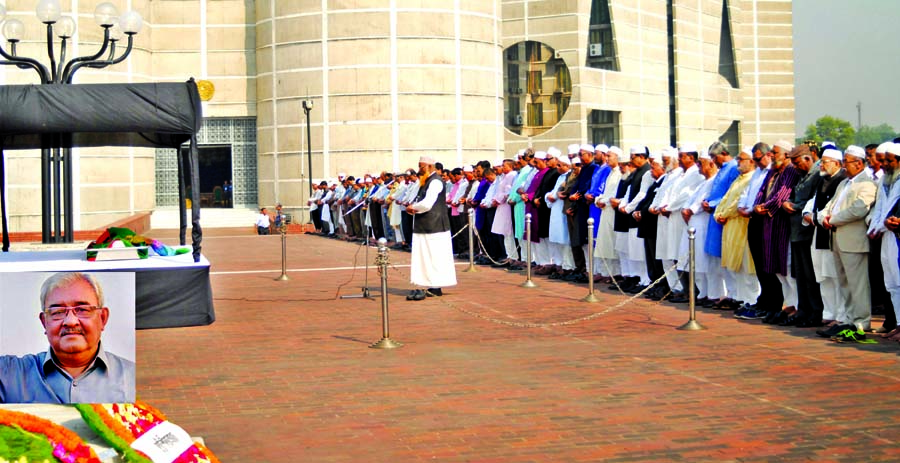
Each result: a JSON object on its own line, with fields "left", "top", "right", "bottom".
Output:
{"left": 370, "top": 238, "right": 402, "bottom": 349}
{"left": 275, "top": 225, "right": 289, "bottom": 281}
{"left": 582, "top": 218, "right": 599, "bottom": 302}
{"left": 463, "top": 208, "right": 477, "bottom": 272}
{"left": 521, "top": 213, "right": 537, "bottom": 288}
{"left": 678, "top": 227, "right": 706, "bottom": 331}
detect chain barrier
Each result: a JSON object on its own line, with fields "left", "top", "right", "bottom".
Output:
{"left": 451, "top": 223, "right": 469, "bottom": 240}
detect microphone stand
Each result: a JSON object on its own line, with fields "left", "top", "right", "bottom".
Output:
{"left": 340, "top": 191, "right": 379, "bottom": 300}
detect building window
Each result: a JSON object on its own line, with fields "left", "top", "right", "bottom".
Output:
{"left": 504, "top": 41, "right": 571, "bottom": 136}
{"left": 719, "top": 121, "right": 740, "bottom": 155}
{"left": 527, "top": 103, "right": 544, "bottom": 128}
{"left": 588, "top": 110, "right": 620, "bottom": 147}
{"left": 587, "top": 0, "right": 618, "bottom": 71}
{"left": 718, "top": 0, "right": 739, "bottom": 88}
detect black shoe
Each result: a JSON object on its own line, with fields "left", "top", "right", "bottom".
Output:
{"left": 406, "top": 289, "right": 426, "bottom": 301}
{"left": 762, "top": 310, "right": 788, "bottom": 325}
{"left": 816, "top": 323, "right": 853, "bottom": 338}
{"left": 425, "top": 288, "right": 443, "bottom": 297}
{"left": 669, "top": 292, "right": 689, "bottom": 303}
{"left": 779, "top": 313, "right": 807, "bottom": 327}
{"left": 626, "top": 284, "right": 646, "bottom": 294}
{"left": 491, "top": 260, "right": 510, "bottom": 268}
{"left": 507, "top": 265, "right": 524, "bottom": 271}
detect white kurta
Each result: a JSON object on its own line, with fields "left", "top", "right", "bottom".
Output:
{"left": 410, "top": 178, "right": 458, "bottom": 288}
{"left": 595, "top": 167, "right": 622, "bottom": 259}
{"left": 661, "top": 165, "right": 705, "bottom": 261}
{"left": 547, "top": 172, "right": 570, "bottom": 244}
{"left": 491, "top": 172, "right": 517, "bottom": 237}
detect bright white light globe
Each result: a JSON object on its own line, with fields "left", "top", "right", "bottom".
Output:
{"left": 56, "top": 16, "right": 76, "bottom": 38}
{"left": 94, "top": 2, "right": 119, "bottom": 27}
{"left": 36, "top": 0, "right": 63, "bottom": 24}
{"left": 2, "top": 19, "right": 25, "bottom": 42}
{"left": 119, "top": 10, "right": 143, "bottom": 34}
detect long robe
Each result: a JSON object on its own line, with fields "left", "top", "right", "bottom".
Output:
{"left": 509, "top": 166, "right": 535, "bottom": 240}
{"left": 525, "top": 167, "right": 550, "bottom": 242}
{"left": 661, "top": 165, "right": 705, "bottom": 261}
{"left": 588, "top": 164, "right": 611, "bottom": 238}
{"left": 715, "top": 171, "right": 754, "bottom": 274}
{"left": 410, "top": 177, "right": 457, "bottom": 288}
{"left": 704, "top": 160, "right": 740, "bottom": 257}
{"left": 755, "top": 165, "right": 801, "bottom": 275}
{"left": 491, "top": 171, "right": 517, "bottom": 237}
{"left": 595, "top": 167, "right": 622, "bottom": 259}
{"left": 547, "top": 172, "right": 570, "bottom": 244}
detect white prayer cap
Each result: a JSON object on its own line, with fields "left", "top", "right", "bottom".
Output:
{"left": 516, "top": 149, "right": 526, "bottom": 159}
{"left": 580, "top": 143, "right": 595, "bottom": 153}
{"left": 630, "top": 146, "right": 646, "bottom": 155}
{"left": 741, "top": 145, "right": 754, "bottom": 156}
{"left": 662, "top": 146, "right": 677, "bottom": 158}
{"left": 594, "top": 144, "right": 609, "bottom": 153}
{"left": 886, "top": 143, "right": 900, "bottom": 156}
{"left": 678, "top": 142, "right": 698, "bottom": 153}
{"left": 338, "top": 172, "right": 346, "bottom": 178}
{"left": 649, "top": 151, "right": 663, "bottom": 164}
{"left": 822, "top": 140, "right": 836, "bottom": 148}
{"left": 419, "top": 155, "right": 436, "bottom": 164}
{"left": 876, "top": 142, "right": 893, "bottom": 154}
{"left": 822, "top": 148, "right": 843, "bottom": 162}
{"left": 463, "top": 165, "right": 474, "bottom": 173}
{"left": 535, "top": 151, "right": 548, "bottom": 160}
{"left": 608, "top": 146, "right": 623, "bottom": 158}
{"left": 558, "top": 156, "right": 571, "bottom": 166}
{"left": 572, "top": 156, "right": 583, "bottom": 165}
{"left": 699, "top": 149, "right": 712, "bottom": 160}
{"left": 356, "top": 178, "right": 364, "bottom": 184}
{"left": 547, "top": 146, "right": 562, "bottom": 158}
{"left": 568, "top": 144, "right": 581, "bottom": 155}
{"left": 774, "top": 140, "right": 794, "bottom": 152}
{"left": 844, "top": 145, "right": 865, "bottom": 159}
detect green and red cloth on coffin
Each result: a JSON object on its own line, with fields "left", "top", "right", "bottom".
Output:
{"left": 86, "top": 227, "right": 190, "bottom": 261}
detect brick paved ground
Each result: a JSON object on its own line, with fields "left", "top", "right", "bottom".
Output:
{"left": 137, "top": 229, "right": 900, "bottom": 462}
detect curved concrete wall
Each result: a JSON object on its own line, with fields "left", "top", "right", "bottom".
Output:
{"left": 255, "top": 0, "right": 504, "bottom": 209}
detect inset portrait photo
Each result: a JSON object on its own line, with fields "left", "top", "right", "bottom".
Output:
{"left": 0, "top": 272, "right": 136, "bottom": 404}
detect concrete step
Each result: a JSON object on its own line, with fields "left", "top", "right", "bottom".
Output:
{"left": 151, "top": 207, "right": 259, "bottom": 230}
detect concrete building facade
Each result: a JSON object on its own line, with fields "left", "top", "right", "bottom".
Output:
{"left": 0, "top": 0, "right": 793, "bottom": 230}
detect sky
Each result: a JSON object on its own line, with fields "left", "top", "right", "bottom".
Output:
{"left": 793, "top": 0, "right": 900, "bottom": 136}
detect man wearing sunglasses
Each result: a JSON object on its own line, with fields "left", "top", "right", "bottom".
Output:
{"left": 0, "top": 272, "right": 135, "bottom": 403}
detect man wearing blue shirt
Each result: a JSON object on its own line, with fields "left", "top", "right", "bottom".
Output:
{"left": 0, "top": 272, "right": 135, "bottom": 403}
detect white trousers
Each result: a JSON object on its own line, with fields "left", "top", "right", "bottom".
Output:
{"left": 820, "top": 277, "right": 845, "bottom": 322}
{"left": 533, "top": 239, "right": 551, "bottom": 265}
{"left": 504, "top": 234, "right": 519, "bottom": 261}
{"left": 728, "top": 269, "right": 759, "bottom": 305}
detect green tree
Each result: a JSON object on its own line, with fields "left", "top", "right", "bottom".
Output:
{"left": 854, "top": 123, "right": 897, "bottom": 147}
{"left": 803, "top": 115, "right": 855, "bottom": 149}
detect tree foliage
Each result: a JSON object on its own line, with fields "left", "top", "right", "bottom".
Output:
{"left": 854, "top": 123, "right": 897, "bottom": 147}
{"left": 803, "top": 115, "right": 856, "bottom": 149}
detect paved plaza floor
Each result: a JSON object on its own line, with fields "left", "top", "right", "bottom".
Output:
{"left": 137, "top": 229, "right": 900, "bottom": 462}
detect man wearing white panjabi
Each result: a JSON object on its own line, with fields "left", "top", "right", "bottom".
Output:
{"left": 594, "top": 146, "right": 623, "bottom": 278}
{"left": 406, "top": 156, "right": 458, "bottom": 301}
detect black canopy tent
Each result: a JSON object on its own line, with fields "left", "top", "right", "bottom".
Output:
{"left": 0, "top": 79, "right": 203, "bottom": 261}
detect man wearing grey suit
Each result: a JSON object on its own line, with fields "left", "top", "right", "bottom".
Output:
{"left": 818, "top": 145, "right": 877, "bottom": 342}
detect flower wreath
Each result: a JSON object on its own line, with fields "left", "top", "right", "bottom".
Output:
{"left": 74, "top": 402, "right": 220, "bottom": 463}
{"left": 0, "top": 408, "right": 101, "bottom": 463}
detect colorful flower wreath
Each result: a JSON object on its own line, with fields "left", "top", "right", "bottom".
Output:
{"left": 0, "top": 408, "right": 101, "bottom": 463}
{"left": 74, "top": 402, "right": 219, "bottom": 463}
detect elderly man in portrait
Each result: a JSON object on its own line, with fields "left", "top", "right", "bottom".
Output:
{"left": 0, "top": 272, "right": 135, "bottom": 403}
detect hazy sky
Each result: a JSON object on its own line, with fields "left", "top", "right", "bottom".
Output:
{"left": 793, "top": 0, "right": 900, "bottom": 136}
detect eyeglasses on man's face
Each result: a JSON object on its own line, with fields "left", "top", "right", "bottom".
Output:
{"left": 43, "top": 305, "right": 101, "bottom": 321}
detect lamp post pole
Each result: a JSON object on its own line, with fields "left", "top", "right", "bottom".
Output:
{"left": 302, "top": 99, "right": 314, "bottom": 200}
{"left": 0, "top": 1, "right": 144, "bottom": 244}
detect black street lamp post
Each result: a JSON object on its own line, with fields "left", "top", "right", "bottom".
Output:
{"left": 0, "top": 1, "right": 143, "bottom": 243}
{"left": 302, "top": 98, "right": 314, "bottom": 220}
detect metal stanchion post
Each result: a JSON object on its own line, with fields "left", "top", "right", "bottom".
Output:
{"left": 463, "top": 208, "right": 477, "bottom": 272}
{"left": 582, "top": 218, "right": 599, "bottom": 302}
{"left": 370, "top": 238, "right": 402, "bottom": 349}
{"left": 275, "top": 225, "right": 289, "bottom": 281}
{"left": 678, "top": 227, "right": 706, "bottom": 331}
{"left": 521, "top": 213, "right": 537, "bottom": 288}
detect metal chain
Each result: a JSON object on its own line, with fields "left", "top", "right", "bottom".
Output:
{"left": 440, "top": 261, "right": 680, "bottom": 328}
